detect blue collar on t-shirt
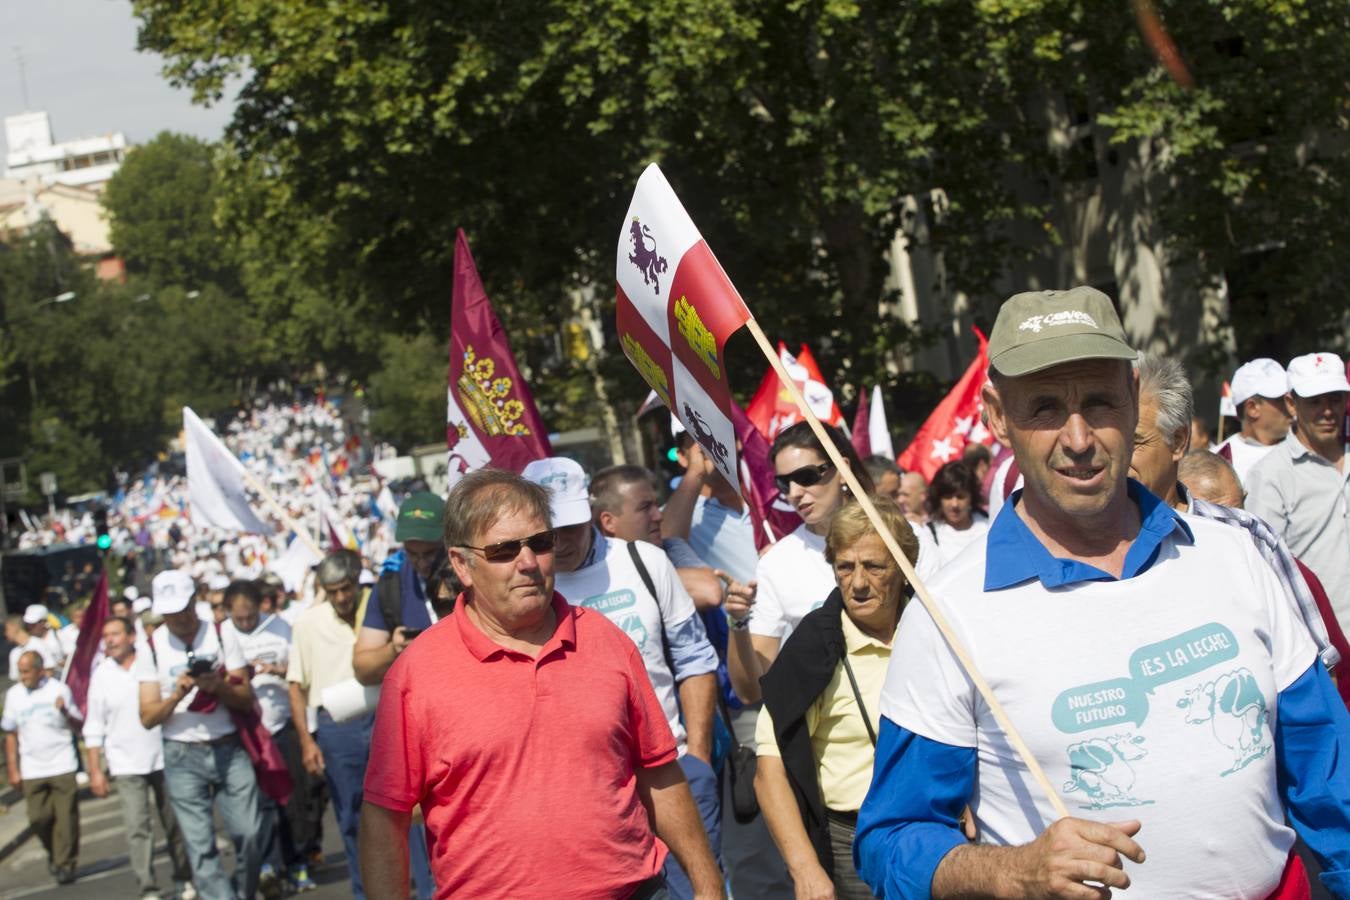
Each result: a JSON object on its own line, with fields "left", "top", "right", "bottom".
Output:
{"left": 983, "top": 478, "right": 1193, "bottom": 591}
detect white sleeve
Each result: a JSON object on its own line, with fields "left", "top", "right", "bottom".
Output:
{"left": 1244, "top": 532, "right": 1319, "bottom": 691}
{"left": 83, "top": 677, "right": 106, "bottom": 748}
{"left": 6, "top": 648, "right": 15, "bottom": 683}
{"left": 132, "top": 642, "right": 159, "bottom": 684}
{"left": 750, "top": 552, "right": 787, "bottom": 639}
{"left": 0, "top": 687, "right": 17, "bottom": 731}
{"left": 880, "top": 597, "right": 979, "bottom": 748}
{"left": 1244, "top": 461, "right": 1288, "bottom": 538}
{"left": 220, "top": 627, "right": 248, "bottom": 671}
{"left": 642, "top": 542, "right": 698, "bottom": 628}
{"left": 913, "top": 523, "right": 942, "bottom": 582}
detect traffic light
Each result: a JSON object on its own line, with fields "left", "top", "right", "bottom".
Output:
{"left": 94, "top": 507, "right": 111, "bottom": 551}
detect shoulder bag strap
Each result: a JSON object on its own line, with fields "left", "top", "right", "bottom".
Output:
{"left": 840, "top": 654, "right": 877, "bottom": 748}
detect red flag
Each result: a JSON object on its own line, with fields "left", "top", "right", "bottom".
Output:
{"left": 448, "top": 229, "right": 551, "bottom": 483}
{"left": 897, "top": 328, "right": 993, "bottom": 481}
{"left": 731, "top": 400, "right": 802, "bottom": 551}
{"left": 851, "top": 386, "right": 872, "bottom": 459}
{"left": 616, "top": 164, "right": 752, "bottom": 486}
{"left": 745, "top": 343, "right": 845, "bottom": 440}
{"left": 64, "top": 570, "right": 110, "bottom": 716}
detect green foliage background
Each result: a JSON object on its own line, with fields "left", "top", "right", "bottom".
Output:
{"left": 2, "top": 0, "right": 1347, "bottom": 497}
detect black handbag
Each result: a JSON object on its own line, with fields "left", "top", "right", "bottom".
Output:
{"left": 719, "top": 693, "right": 761, "bottom": 824}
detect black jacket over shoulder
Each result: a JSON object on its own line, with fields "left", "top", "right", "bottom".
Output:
{"left": 759, "top": 588, "right": 848, "bottom": 876}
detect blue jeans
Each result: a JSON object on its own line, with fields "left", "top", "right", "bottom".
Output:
{"left": 162, "top": 738, "right": 262, "bottom": 900}
{"left": 662, "top": 754, "right": 723, "bottom": 900}
{"left": 316, "top": 710, "right": 435, "bottom": 900}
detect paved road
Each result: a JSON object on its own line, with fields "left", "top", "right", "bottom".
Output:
{"left": 0, "top": 790, "right": 356, "bottom": 899}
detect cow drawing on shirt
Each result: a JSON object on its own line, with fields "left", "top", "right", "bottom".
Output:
{"left": 1062, "top": 732, "right": 1154, "bottom": 810}
{"left": 1177, "top": 667, "right": 1270, "bottom": 775}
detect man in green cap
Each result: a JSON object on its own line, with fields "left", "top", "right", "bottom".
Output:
{"left": 351, "top": 491, "right": 444, "bottom": 898}
{"left": 856, "top": 287, "right": 1350, "bottom": 897}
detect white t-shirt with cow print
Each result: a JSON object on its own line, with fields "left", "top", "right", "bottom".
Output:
{"left": 882, "top": 513, "right": 1316, "bottom": 899}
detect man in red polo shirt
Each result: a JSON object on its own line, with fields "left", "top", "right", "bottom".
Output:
{"left": 359, "top": 469, "right": 724, "bottom": 900}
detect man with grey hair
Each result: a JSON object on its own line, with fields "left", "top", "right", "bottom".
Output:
{"left": 360, "top": 468, "right": 725, "bottom": 899}
{"left": 288, "top": 550, "right": 377, "bottom": 898}
{"left": 1179, "top": 450, "right": 1245, "bottom": 508}
{"left": 1130, "top": 352, "right": 1339, "bottom": 673}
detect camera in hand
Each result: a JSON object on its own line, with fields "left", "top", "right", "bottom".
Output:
{"left": 400, "top": 628, "right": 423, "bottom": 640}
{"left": 187, "top": 656, "right": 215, "bottom": 677}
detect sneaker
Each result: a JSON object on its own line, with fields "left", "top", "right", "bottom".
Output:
{"left": 176, "top": 882, "right": 198, "bottom": 900}
{"left": 55, "top": 864, "right": 77, "bottom": 884}
{"left": 288, "top": 865, "right": 318, "bottom": 893}
{"left": 258, "top": 864, "right": 285, "bottom": 900}
{"left": 140, "top": 891, "right": 163, "bottom": 900}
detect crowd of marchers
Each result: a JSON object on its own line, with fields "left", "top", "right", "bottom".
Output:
{"left": 5, "top": 286, "right": 1350, "bottom": 900}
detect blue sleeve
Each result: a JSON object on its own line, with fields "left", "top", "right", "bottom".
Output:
{"left": 361, "top": 582, "right": 387, "bottom": 630}
{"left": 662, "top": 537, "right": 708, "bottom": 570}
{"left": 1275, "top": 663, "right": 1350, "bottom": 896}
{"left": 855, "top": 718, "right": 972, "bottom": 899}
{"left": 664, "top": 612, "right": 720, "bottom": 682}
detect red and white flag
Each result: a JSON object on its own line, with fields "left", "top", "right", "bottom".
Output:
{"left": 746, "top": 342, "right": 844, "bottom": 440}
{"left": 1218, "top": 380, "right": 1236, "bottom": 419}
{"left": 448, "top": 229, "right": 552, "bottom": 484}
{"left": 897, "top": 328, "right": 994, "bottom": 481}
{"left": 851, "top": 384, "right": 894, "bottom": 460}
{"left": 615, "top": 164, "right": 752, "bottom": 485}
{"left": 64, "top": 571, "right": 109, "bottom": 716}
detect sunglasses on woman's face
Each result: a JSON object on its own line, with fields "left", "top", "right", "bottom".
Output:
{"left": 774, "top": 461, "right": 835, "bottom": 494}
{"left": 457, "top": 529, "right": 557, "bottom": 563}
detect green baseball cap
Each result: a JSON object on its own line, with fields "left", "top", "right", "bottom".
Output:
{"left": 987, "top": 286, "right": 1136, "bottom": 377}
{"left": 395, "top": 492, "right": 446, "bottom": 543}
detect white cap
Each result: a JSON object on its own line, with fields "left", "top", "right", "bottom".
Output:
{"left": 1288, "top": 352, "right": 1350, "bottom": 398}
{"left": 152, "top": 570, "right": 197, "bottom": 616}
{"left": 207, "top": 574, "right": 231, "bottom": 592}
{"left": 132, "top": 597, "right": 152, "bottom": 615}
{"left": 22, "top": 604, "right": 49, "bottom": 625}
{"left": 521, "top": 457, "right": 592, "bottom": 528}
{"left": 1230, "top": 358, "right": 1288, "bottom": 408}
{"left": 122, "top": 586, "right": 140, "bottom": 601}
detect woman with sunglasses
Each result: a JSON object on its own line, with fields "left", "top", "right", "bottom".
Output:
{"left": 729, "top": 423, "right": 875, "bottom": 704}
{"left": 924, "top": 461, "right": 989, "bottom": 568}
{"left": 753, "top": 497, "right": 917, "bottom": 900}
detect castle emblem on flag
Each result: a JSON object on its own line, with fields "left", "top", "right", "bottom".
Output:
{"left": 456, "top": 345, "right": 531, "bottom": 437}
{"left": 621, "top": 334, "right": 671, "bottom": 407}
{"left": 674, "top": 296, "right": 720, "bottom": 380}
{"left": 628, "top": 218, "right": 668, "bottom": 293}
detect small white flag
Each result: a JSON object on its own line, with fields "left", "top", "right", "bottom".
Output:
{"left": 868, "top": 385, "right": 895, "bottom": 460}
{"left": 183, "top": 407, "right": 270, "bottom": 533}
{"left": 270, "top": 535, "right": 322, "bottom": 594}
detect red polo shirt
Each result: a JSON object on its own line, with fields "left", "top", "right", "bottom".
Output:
{"left": 364, "top": 592, "right": 678, "bottom": 899}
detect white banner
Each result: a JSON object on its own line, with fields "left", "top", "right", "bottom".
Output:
{"left": 183, "top": 407, "right": 270, "bottom": 533}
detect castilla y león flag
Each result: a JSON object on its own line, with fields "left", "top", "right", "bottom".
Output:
{"left": 616, "top": 164, "right": 752, "bottom": 485}
{"left": 448, "top": 229, "right": 551, "bottom": 484}
{"left": 897, "top": 327, "right": 994, "bottom": 481}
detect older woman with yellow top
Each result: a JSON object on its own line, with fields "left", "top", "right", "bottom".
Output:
{"left": 753, "top": 496, "right": 918, "bottom": 900}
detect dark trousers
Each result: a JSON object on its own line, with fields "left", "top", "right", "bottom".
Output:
{"left": 24, "top": 772, "right": 79, "bottom": 872}
{"left": 826, "top": 812, "right": 876, "bottom": 899}
{"left": 261, "top": 723, "right": 321, "bottom": 869}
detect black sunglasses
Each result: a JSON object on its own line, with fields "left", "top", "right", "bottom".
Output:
{"left": 774, "top": 461, "right": 835, "bottom": 494}
{"left": 457, "top": 529, "right": 557, "bottom": 563}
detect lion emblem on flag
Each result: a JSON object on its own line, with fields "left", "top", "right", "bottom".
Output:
{"left": 628, "top": 217, "right": 668, "bottom": 294}
{"left": 683, "top": 403, "right": 729, "bottom": 470}
{"left": 674, "top": 296, "right": 720, "bottom": 380}
{"left": 622, "top": 333, "right": 671, "bottom": 407}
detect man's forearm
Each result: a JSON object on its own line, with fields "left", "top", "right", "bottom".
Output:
{"left": 218, "top": 673, "right": 256, "bottom": 712}
{"left": 661, "top": 470, "right": 703, "bottom": 541}
{"left": 4, "top": 733, "right": 18, "bottom": 778}
{"left": 637, "top": 761, "right": 724, "bottom": 898}
{"left": 725, "top": 629, "right": 762, "bottom": 703}
{"left": 931, "top": 843, "right": 1022, "bottom": 898}
{"left": 86, "top": 745, "right": 104, "bottom": 775}
{"left": 677, "top": 673, "right": 717, "bottom": 762}
{"left": 359, "top": 801, "right": 411, "bottom": 900}
{"left": 288, "top": 683, "right": 312, "bottom": 738}
{"left": 140, "top": 689, "right": 183, "bottom": 729}
{"left": 353, "top": 637, "right": 396, "bottom": 686}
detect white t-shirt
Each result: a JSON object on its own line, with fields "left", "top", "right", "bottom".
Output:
{"left": 8, "top": 640, "right": 56, "bottom": 681}
{"left": 1, "top": 677, "right": 81, "bottom": 779}
{"left": 927, "top": 513, "right": 991, "bottom": 568}
{"left": 1217, "top": 434, "right": 1280, "bottom": 486}
{"left": 883, "top": 515, "right": 1317, "bottom": 898}
{"left": 751, "top": 525, "right": 834, "bottom": 642}
{"left": 134, "top": 621, "right": 245, "bottom": 743}
{"left": 554, "top": 536, "right": 701, "bottom": 753}
{"left": 221, "top": 615, "right": 292, "bottom": 735}
{"left": 85, "top": 656, "right": 165, "bottom": 776}
{"left": 754, "top": 521, "right": 941, "bottom": 642}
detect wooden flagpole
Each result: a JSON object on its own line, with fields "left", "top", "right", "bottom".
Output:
{"left": 744, "top": 317, "right": 1072, "bottom": 820}
{"left": 237, "top": 466, "right": 326, "bottom": 560}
